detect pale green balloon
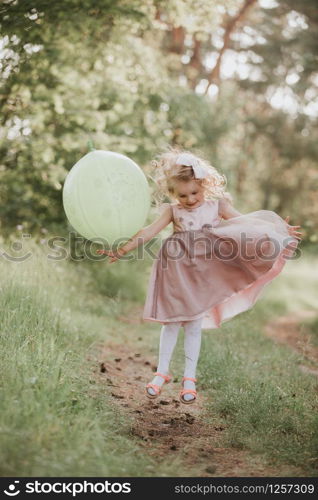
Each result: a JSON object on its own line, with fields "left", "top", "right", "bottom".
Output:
{"left": 63, "top": 150, "right": 150, "bottom": 245}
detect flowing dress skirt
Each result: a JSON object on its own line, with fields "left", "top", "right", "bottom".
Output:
{"left": 142, "top": 210, "right": 299, "bottom": 329}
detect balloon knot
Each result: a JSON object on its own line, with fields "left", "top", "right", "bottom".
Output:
{"left": 87, "top": 138, "right": 96, "bottom": 152}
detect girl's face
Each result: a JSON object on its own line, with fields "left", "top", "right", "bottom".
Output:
{"left": 173, "top": 179, "right": 205, "bottom": 209}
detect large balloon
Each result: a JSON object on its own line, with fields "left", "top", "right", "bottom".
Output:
{"left": 63, "top": 150, "right": 150, "bottom": 245}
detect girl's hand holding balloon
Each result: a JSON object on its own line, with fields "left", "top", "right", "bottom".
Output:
{"left": 284, "top": 216, "right": 303, "bottom": 241}
{"left": 96, "top": 247, "right": 126, "bottom": 263}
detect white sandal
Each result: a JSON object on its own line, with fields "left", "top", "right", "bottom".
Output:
{"left": 145, "top": 372, "right": 172, "bottom": 399}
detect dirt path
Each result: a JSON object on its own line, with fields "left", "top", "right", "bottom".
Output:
{"left": 264, "top": 310, "right": 318, "bottom": 376}
{"left": 96, "top": 320, "right": 306, "bottom": 477}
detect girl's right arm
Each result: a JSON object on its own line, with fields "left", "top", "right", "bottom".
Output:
{"left": 97, "top": 203, "right": 172, "bottom": 263}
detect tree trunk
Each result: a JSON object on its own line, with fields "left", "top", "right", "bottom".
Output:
{"left": 204, "top": 0, "right": 257, "bottom": 93}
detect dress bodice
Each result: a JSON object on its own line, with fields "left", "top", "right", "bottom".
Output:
{"left": 171, "top": 199, "right": 222, "bottom": 233}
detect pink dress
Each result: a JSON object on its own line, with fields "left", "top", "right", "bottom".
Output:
{"left": 142, "top": 199, "right": 299, "bottom": 329}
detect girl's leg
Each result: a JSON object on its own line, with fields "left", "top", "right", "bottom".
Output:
{"left": 183, "top": 317, "right": 203, "bottom": 401}
{"left": 147, "top": 321, "right": 181, "bottom": 396}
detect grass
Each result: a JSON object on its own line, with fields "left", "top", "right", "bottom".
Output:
{"left": 0, "top": 240, "right": 182, "bottom": 476}
{"left": 1, "top": 235, "right": 317, "bottom": 476}
{"left": 306, "top": 317, "right": 318, "bottom": 346}
{"left": 198, "top": 320, "right": 318, "bottom": 474}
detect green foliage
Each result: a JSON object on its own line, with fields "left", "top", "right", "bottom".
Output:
{"left": 0, "top": 0, "right": 160, "bottom": 230}
{"left": 0, "top": 0, "right": 317, "bottom": 242}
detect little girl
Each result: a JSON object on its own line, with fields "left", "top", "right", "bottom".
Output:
{"left": 98, "top": 149, "right": 302, "bottom": 405}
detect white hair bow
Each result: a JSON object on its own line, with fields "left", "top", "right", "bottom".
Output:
{"left": 175, "top": 153, "right": 209, "bottom": 179}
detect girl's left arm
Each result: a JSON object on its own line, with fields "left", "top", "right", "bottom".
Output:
{"left": 219, "top": 199, "right": 303, "bottom": 240}
{"left": 218, "top": 198, "right": 242, "bottom": 219}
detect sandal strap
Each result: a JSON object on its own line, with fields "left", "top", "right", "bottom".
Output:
{"left": 155, "top": 372, "right": 172, "bottom": 382}
{"left": 146, "top": 383, "right": 160, "bottom": 394}
{"left": 180, "top": 389, "right": 197, "bottom": 397}
{"left": 182, "top": 376, "right": 197, "bottom": 383}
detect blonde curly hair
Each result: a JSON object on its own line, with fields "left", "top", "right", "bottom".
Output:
{"left": 150, "top": 147, "right": 233, "bottom": 208}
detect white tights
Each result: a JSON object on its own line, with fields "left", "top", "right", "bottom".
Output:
{"left": 147, "top": 317, "right": 203, "bottom": 401}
